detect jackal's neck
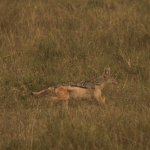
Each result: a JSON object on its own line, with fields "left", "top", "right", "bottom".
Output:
{"left": 96, "top": 82, "right": 107, "bottom": 90}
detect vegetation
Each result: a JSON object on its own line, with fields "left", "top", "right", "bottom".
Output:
{"left": 0, "top": 0, "right": 150, "bottom": 149}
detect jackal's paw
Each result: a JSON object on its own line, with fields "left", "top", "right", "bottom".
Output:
{"left": 31, "top": 92, "right": 39, "bottom": 97}
{"left": 102, "top": 96, "right": 106, "bottom": 104}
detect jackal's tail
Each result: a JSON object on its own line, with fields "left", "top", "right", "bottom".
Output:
{"left": 31, "top": 87, "right": 55, "bottom": 97}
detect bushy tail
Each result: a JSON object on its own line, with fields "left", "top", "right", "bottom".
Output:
{"left": 31, "top": 87, "right": 55, "bottom": 97}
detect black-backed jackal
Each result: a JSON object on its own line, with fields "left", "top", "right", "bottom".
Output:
{"left": 32, "top": 68, "right": 118, "bottom": 109}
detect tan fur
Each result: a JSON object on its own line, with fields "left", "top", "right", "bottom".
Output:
{"left": 32, "top": 68, "right": 118, "bottom": 109}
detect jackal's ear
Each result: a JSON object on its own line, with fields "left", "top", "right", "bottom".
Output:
{"left": 104, "top": 68, "right": 110, "bottom": 75}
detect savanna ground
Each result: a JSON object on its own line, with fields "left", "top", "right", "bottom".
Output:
{"left": 0, "top": 0, "right": 150, "bottom": 149}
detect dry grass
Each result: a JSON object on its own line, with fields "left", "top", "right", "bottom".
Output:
{"left": 0, "top": 0, "right": 150, "bottom": 149}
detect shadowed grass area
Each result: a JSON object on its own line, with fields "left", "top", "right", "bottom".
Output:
{"left": 0, "top": 0, "right": 150, "bottom": 149}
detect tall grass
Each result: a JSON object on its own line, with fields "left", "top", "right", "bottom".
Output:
{"left": 0, "top": 0, "right": 150, "bottom": 149}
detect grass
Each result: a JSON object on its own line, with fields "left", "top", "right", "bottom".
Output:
{"left": 0, "top": 0, "right": 150, "bottom": 149}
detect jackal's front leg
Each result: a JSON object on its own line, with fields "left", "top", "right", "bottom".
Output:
{"left": 95, "top": 96, "right": 106, "bottom": 105}
{"left": 50, "top": 97, "right": 69, "bottom": 109}
{"left": 50, "top": 86, "right": 70, "bottom": 109}
{"left": 93, "top": 90, "right": 106, "bottom": 105}
{"left": 99, "top": 96, "right": 106, "bottom": 105}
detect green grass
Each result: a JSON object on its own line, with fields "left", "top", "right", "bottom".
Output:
{"left": 0, "top": 0, "right": 150, "bottom": 149}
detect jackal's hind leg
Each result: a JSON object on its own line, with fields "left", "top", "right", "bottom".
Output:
{"left": 50, "top": 96, "right": 69, "bottom": 109}
{"left": 62, "top": 100, "right": 69, "bottom": 109}
{"left": 31, "top": 87, "right": 54, "bottom": 97}
{"left": 50, "top": 87, "right": 69, "bottom": 109}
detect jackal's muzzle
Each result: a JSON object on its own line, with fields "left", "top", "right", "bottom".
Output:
{"left": 112, "top": 79, "right": 118, "bottom": 85}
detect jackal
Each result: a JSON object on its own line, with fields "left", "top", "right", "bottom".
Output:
{"left": 32, "top": 68, "right": 118, "bottom": 108}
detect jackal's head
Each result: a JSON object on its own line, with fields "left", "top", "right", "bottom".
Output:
{"left": 103, "top": 68, "right": 118, "bottom": 85}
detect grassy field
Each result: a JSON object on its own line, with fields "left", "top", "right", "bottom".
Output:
{"left": 0, "top": 0, "right": 150, "bottom": 149}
